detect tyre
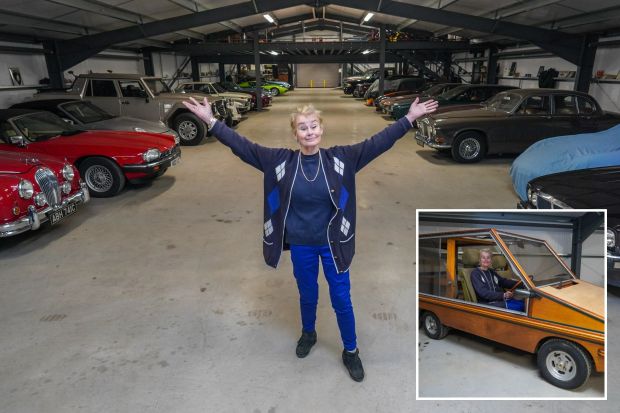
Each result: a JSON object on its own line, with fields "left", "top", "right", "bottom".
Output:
{"left": 173, "top": 113, "right": 205, "bottom": 146}
{"left": 451, "top": 132, "right": 486, "bottom": 163}
{"left": 421, "top": 311, "right": 449, "bottom": 340}
{"left": 537, "top": 339, "right": 592, "bottom": 389}
{"left": 78, "top": 157, "right": 125, "bottom": 198}
{"left": 269, "top": 87, "right": 279, "bottom": 96}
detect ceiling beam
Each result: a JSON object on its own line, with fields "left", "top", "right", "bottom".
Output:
{"left": 169, "top": 0, "right": 244, "bottom": 33}
{"left": 397, "top": 0, "right": 459, "bottom": 31}
{"left": 195, "top": 53, "right": 404, "bottom": 64}
{"left": 47, "top": 0, "right": 205, "bottom": 40}
{"left": 328, "top": 0, "right": 583, "bottom": 64}
{"left": 434, "top": 0, "right": 563, "bottom": 37}
{"left": 55, "top": 0, "right": 312, "bottom": 70}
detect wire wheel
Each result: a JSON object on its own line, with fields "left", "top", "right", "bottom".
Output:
{"left": 458, "top": 137, "right": 481, "bottom": 160}
{"left": 84, "top": 165, "right": 114, "bottom": 193}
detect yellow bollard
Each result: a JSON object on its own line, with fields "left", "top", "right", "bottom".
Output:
{"left": 310, "top": 80, "right": 314, "bottom": 88}
{"left": 323, "top": 80, "right": 326, "bottom": 88}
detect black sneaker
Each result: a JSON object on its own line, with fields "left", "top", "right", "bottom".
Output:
{"left": 342, "top": 348, "right": 365, "bottom": 382}
{"left": 296, "top": 330, "right": 317, "bottom": 358}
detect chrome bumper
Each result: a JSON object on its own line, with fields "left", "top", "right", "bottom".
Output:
{"left": 0, "top": 182, "right": 90, "bottom": 238}
{"left": 122, "top": 146, "right": 181, "bottom": 172}
{"left": 414, "top": 130, "right": 452, "bottom": 149}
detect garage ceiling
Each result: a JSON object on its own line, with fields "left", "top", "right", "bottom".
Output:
{"left": 1, "top": 0, "right": 619, "bottom": 50}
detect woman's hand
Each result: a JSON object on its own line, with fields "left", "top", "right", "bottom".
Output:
{"left": 405, "top": 97, "right": 439, "bottom": 124}
{"left": 503, "top": 290, "right": 514, "bottom": 300}
{"left": 182, "top": 96, "right": 216, "bottom": 126}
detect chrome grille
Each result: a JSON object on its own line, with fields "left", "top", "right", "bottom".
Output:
{"left": 35, "top": 167, "right": 61, "bottom": 207}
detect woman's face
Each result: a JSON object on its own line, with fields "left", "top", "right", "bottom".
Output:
{"left": 294, "top": 114, "right": 323, "bottom": 155}
{"left": 479, "top": 252, "right": 492, "bottom": 269}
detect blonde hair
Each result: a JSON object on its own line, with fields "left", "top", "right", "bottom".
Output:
{"left": 290, "top": 104, "right": 323, "bottom": 132}
{"left": 479, "top": 248, "right": 492, "bottom": 259}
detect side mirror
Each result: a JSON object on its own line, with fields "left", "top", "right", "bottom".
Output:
{"left": 514, "top": 288, "right": 538, "bottom": 299}
{"left": 9, "top": 135, "right": 26, "bottom": 146}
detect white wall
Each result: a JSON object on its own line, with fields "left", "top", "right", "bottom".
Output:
{"left": 296, "top": 63, "right": 340, "bottom": 88}
{"left": 0, "top": 46, "right": 48, "bottom": 108}
{"left": 65, "top": 52, "right": 142, "bottom": 77}
{"left": 418, "top": 216, "right": 605, "bottom": 286}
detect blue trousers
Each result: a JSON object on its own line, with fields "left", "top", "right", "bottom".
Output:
{"left": 290, "top": 244, "right": 357, "bottom": 351}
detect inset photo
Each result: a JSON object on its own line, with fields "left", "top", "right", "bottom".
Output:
{"left": 417, "top": 210, "right": 606, "bottom": 399}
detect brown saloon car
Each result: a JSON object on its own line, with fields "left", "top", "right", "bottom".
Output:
{"left": 415, "top": 89, "right": 620, "bottom": 162}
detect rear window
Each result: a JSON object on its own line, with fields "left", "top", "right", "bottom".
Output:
{"left": 86, "top": 80, "right": 117, "bottom": 97}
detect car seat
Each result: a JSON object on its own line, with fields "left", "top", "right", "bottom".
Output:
{"left": 458, "top": 248, "right": 479, "bottom": 303}
{"left": 492, "top": 254, "right": 517, "bottom": 280}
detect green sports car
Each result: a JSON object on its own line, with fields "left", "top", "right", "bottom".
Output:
{"left": 237, "top": 80, "right": 289, "bottom": 96}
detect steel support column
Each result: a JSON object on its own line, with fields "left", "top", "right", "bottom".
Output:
{"left": 570, "top": 212, "right": 604, "bottom": 276}
{"left": 253, "top": 33, "right": 262, "bottom": 111}
{"left": 42, "top": 40, "right": 64, "bottom": 89}
{"left": 219, "top": 63, "right": 225, "bottom": 83}
{"left": 143, "top": 50, "right": 155, "bottom": 76}
{"left": 486, "top": 47, "right": 498, "bottom": 85}
{"left": 379, "top": 25, "right": 386, "bottom": 96}
{"left": 574, "top": 34, "right": 598, "bottom": 93}
{"left": 191, "top": 57, "right": 199, "bottom": 81}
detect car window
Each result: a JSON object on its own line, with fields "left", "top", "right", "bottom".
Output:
{"left": 119, "top": 80, "right": 148, "bottom": 98}
{"left": 86, "top": 79, "right": 117, "bottom": 97}
{"left": 12, "top": 112, "right": 78, "bottom": 140}
{"left": 0, "top": 121, "right": 19, "bottom": 142}
{"left": 61, "top": 101, "right": 114, "bottom": 123}
{"left": 517, "top": 96, "right": 550, "bottom": 115}
{"left": 418, "top": 238, "right": 450, "bottom": 297}
{"left": 553, "top": 95, "right": 578, "bottom": 115}
{"left": 577, "top": 97, "right": 597, "bottom": 115}
{"left": 213, "top": 83, "right": 227, "bottom": 93}
{"left": 486, "top": 92, "right": 522, "bottom": 112}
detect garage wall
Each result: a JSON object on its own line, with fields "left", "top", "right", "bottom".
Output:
{"left": 418, "top": 217, "right": 605, "bottom": 286}
{"left": 65, "top": 52, "right": 142, "bottom": 78}
{"left": 0, "top": 45, "right": 48, "bottom": 108}
{"left": 296, "top": 63, "right": 340, "bottom": 88}
{"left": 590, "top": 37, "right": 620, "bottom": 113}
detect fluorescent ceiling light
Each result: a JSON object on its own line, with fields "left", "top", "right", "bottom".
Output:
{"left": 269, "top": 50, "right": 278, "bottom": 55}
{"left": 263, "top": 14, "right": 275, "bottom": 24}
{"left": 362, "top": 49, "right": 371, "bottom": 54}
{"left": 363, "top": 12, "right": 374, "bottom": 23}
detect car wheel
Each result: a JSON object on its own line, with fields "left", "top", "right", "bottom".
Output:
{"left": 269, "top": 88, "right": 279, "bottom": 96}
{"left": 452, "top": 132, "right": 486, "bottom": 163}
{"left": 173, "top": 113, "right": 205, "bottom": 146}
{"left": 79, "top": 157, "right": 125, "bottom": 198}
{"left": 537, "top": 339, "right": 592, "bottom": 389}
{"left": 421, "top": 311, "right": 449, "bottom": 340}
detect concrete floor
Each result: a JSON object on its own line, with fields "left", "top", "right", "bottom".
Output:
{"left": 0, "top": 89, "right": 617, "bottom": 412}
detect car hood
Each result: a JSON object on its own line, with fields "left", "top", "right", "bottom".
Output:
{"left": 160, "top": 92, "right": 221, "bottom": 102}
{"left": 0, "top": 150, "right": 65, "bottom": 174}
{"left": 537, "top": 280, "right": 604, "bottom": 321}
{"left": 43, "top": 130, "right": 175, "bottom": 152}
{"left": 86, "top": 117, "right": 172, "bottom": 134}
{"left": 219, "top": 92, "right": 251, "bottom": 100}
{"left": 431, "top": 108, "right": 506, "bottom": 121}
{"left": 510, "top": 124, "right": 620, "bottom": 200}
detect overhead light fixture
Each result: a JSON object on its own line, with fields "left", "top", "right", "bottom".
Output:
{"left": 362, "top": 49, "right": 372, "bottom": 54}
{"left": 363, "top": 12, "right": 374, "bottom": 23}
{"left": 269, "top": 51, "right": 278, "bottom": 56}
{"left": 263, "top": 14, "right": 275, "bottom": 24}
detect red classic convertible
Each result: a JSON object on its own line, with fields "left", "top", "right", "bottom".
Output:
{"left": 0, "top": 110, "right": 181, "bottom": 197}
{"left": 0, "top": 151, "right": 89, "bottom": 237}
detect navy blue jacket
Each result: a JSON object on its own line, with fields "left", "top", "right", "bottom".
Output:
{"left": 210, "top": 117, "right": 413, "bottom": 273}
{"left": 470, "top": 267, "right": 519, "bottom": 303}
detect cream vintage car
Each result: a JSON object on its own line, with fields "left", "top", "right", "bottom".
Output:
{"left": 418, "top": 228, "right": 604, "bottom": 389}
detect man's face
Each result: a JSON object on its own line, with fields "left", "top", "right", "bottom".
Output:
{"left": 480, "top": 252, "right": 492, "bottom": 268}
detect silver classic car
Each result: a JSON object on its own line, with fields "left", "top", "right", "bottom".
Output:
{"left": 33, "top": 73, "right": 239, "bottom": 145}
{"left": 415, "top": 89, "right": 620, "bottom": 162}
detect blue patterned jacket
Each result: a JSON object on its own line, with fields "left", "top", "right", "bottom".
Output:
{"left": 210, "top": 116, "right": 412, "bottom": 273}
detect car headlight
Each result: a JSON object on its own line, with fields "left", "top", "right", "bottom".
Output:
{"left": 18, "top": 179, "right": 34, "bottom": 199}
{"left": 34, "top": 192, "right": 47, "bottom": 207}
{"left": 608, "top": 229, "right": 616, "bottom": 249}
{"left": 61, "top": 182, "right": 72, "bottom": 195}
{"left": 527, "top": 187, "right": 538, "bottom": 206}
{"left": 163, "top": 103, "right": 173, "bottom": 113}
{"left": 143, "top": 148, "right": 161, "bottom": 162}
{"left": 62, "top": 164, "right": 75, "bottom": 181}
{"left": 134, "top": 127, "right": 146, "bottom": 132}
{"left": 172, "top": 131, "right": 180, "bottom": 145}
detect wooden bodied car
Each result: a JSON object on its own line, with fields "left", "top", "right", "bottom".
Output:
{"left": 418, "top": 228, "right": 604, "bottom": 390}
